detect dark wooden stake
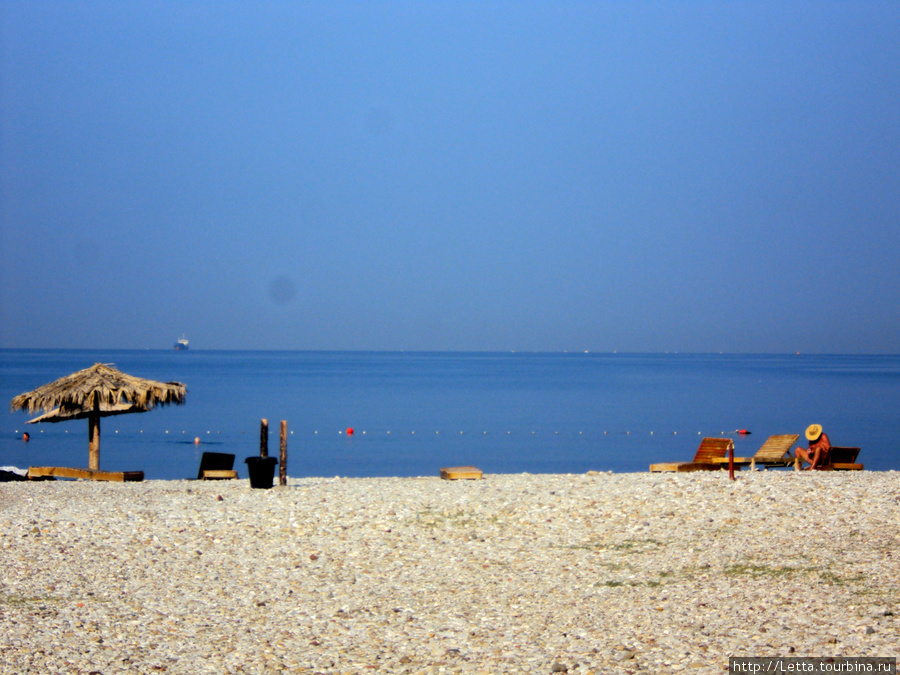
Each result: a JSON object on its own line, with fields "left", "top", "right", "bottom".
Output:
{"left": 279, "top": 420, "right": 288, "bottom": 486}
{"left": 260, "top": 418, "right": 269, "bottom": 458}
{"left": 728, "top": 443, "right": 735, "bottom": 481}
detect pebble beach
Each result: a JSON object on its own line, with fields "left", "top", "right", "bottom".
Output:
{"left": 1, "top": 471, "right": 897, "bottom": 675}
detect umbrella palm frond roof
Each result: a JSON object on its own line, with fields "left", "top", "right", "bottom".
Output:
{"left": 10, "top": 363, "right": 187, "bottom": 416}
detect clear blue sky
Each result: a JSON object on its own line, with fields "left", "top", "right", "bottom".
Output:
{"left": 2, "top": 2, "right": 898, "bottom": 352}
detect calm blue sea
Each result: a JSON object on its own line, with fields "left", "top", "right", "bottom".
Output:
{"left": 2, "top": 350, "right": 898, "bottom": 479}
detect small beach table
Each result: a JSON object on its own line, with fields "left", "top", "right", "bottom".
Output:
{"left": 440, "top": 466, "right": 483, "bottom": 480}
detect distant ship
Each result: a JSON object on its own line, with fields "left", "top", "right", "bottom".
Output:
{"left": 174, "top": 335, "right": 189, "bottom": 351}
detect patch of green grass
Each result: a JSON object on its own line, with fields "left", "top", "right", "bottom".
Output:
{"left": 560, "top": 538, "right": 666, "bottom": 554}
{"left": 725, "top": 563, "right": 800, "bottom": 577}
{"left": 595, "top": 577, "right": 664, "bottom": 588}
{"left": 0, "top": 592, "right": 59, "bottom": 606}
{"left": 566, "top": 541, "right": 598, "bottom": 551}
{"left": 413, "top": 506, "right": 497, "bottom": 529}
{"left": 722, "top": 561, "right": 873, "bottom": 590}
{"left": 818, "top": 570, "right": 867, "bottom": 585}
{"left": 567, "top": 537, "right": 665, "bottom": 553}
{"left": 611, "top": 538, "right": 665, "bottom": 552}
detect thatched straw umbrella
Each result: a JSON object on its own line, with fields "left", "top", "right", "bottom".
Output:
{"left": 10, "top": 363, "right": 186, "bottom": 470}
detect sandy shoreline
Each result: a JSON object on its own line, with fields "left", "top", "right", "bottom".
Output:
{"left": 1, "top": 471, "right": 898, "bottom": 674}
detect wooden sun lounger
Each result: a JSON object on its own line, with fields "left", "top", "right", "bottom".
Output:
{"left": 723, "top": 441, "right": 863, "bottom": 471}
{"left": 712, "top": 434, "right": 800, "bottom": 470}
{"left": 197, "top": 452, "right": 238, "bottom": 480}
{"left": 826, "top": 447, "right": 863, "bottom": 471}
{"left": 28, "top": 466, "right": 144, "bottom": 482}
{"left": 649, "top": 438, "right": 733, "bottom": 472}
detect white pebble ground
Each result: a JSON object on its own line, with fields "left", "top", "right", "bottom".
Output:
{"left": 1, "top": 470, "right": 898, "bottom": 674}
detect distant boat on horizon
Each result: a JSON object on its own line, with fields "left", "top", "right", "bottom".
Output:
{"left": 174, "top": 335, "right": 189, "bottom": 351}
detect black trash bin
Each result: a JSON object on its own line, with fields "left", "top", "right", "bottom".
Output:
{"left": 245, "top": 456, "right": 278, "bottom": 489}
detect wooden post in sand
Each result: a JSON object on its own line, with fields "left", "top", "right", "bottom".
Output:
{"left": 279, "top": 420, "right": 288, "bottom": 486}
{"left": 260, "top": 418, "right": 269, "bottom": 458}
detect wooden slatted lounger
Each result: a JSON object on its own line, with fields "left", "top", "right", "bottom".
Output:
{"left": 711, "top": 434, "right": 800, "bottom": 470}
{"left": 649, "top": 438, "right": 733, "bottom": 472}
{"left": 28, "top": 466, "right": 144, "bottom": 482}
{"left": 719, "top": 440, "right": 863, "bottom": 471}
{"left": 197, "top": 452, "right": 238, "bottom": 480}
{"left": 827, "top": 447, "right": 863, "bottom": 471}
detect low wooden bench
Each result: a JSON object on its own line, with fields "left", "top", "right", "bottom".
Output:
{"left": 28, "top": 466, "right": 144, "bottom": 482}
{"left": 440, "top": 466, "right": 483, "bottom": 480}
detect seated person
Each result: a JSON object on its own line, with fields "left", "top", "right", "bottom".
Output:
{"left": 794, "top": 424, "right": 831, "bottom": 470}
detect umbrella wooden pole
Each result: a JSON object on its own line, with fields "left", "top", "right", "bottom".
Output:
{"left": 89, "top": 413, "right": 100, "bottom": 470}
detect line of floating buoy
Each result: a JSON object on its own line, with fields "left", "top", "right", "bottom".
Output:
{"left": 24, "top": 429, "right": 741, "bottom": 437}
{"left": 314, "top": 429, "right": 736, "bottom": 437}
{"left": 20, "top": 427, "right": 750, "bottom": 439}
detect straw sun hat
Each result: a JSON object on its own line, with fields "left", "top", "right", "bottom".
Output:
{"left": 805, "top": 424, "right": 823, "bottom": 441}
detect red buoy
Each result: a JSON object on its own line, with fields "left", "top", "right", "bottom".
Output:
{"left": 737, "top": 429, "right": 751, "bottom": 435}
{"left": 346, "top": 427, "right": 354, "bottom": 436}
